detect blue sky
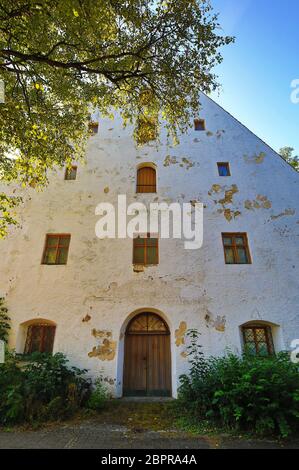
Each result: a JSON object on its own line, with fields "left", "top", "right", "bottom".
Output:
{"left": 210, "top": 0, "right": 299, "bottom": 156}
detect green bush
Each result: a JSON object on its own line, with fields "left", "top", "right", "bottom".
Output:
{"left": 0, "top": 352, "right": 91, "bottom": 425}
{"left": 0, "top": 298, "right": 11, "bottom": 343}
{"left": 178, "top": 330, "right": 299, "bottom": 438}
{"left": 86, "top": 378, "right": 108, "bottom": 411}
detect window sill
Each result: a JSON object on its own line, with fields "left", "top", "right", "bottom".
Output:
{"left": 136, "top": 192, "right": 157, "bottom": 195}
{"left": 133, "top": 264, "right": 158, "bottom": 272}
{"left": 41, "top": 264, "right": 68, "bottom": 266}
{"left": 225, "top": 263, "right": 252, "bottom": 266}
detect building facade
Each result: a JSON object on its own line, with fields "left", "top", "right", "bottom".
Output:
{"left": 1, "top": 93, "right": 299, "bottom": 397}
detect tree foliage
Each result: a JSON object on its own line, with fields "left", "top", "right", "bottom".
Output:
{"left": 279, "top": 147, "right": 299, "bottom": 171}
{"left": 0, "top": 0, "right": 232, "bottom": 236}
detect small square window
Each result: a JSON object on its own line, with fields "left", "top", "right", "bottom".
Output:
{"left": 133, "top": 235, "right": 159, "bottom": 266}
{"left": 42, "top": 234, "right": 71, "bottom": 265}
{"left": 222, "top": 233, "right": 251, "bottom": 265}
{"left": 217, "top": 162, "right": 230, "bottom": 177}
{"left": 64, "top": 166, "right": 77, "bottom": 180}
{"left": 89, "top": 121, "right": 99, "bottom": 135}
{"left": 194, "top": 118, "right": 205, "bottom": 131}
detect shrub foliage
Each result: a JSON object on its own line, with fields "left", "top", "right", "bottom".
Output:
{"left": 178, "top": 330, "right": 299, "bottom": 437}
{"left": 86, "top": 378, "right": 108, "bottom": 411}
{"left": 0, "top": 352, "right": 91, "bottom": 425}
{"left": 0, "top": 297, "right": 11, "bottom": 343}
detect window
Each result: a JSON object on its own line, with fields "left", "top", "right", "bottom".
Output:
{"left": 222, "top": 233, "right": 251, "bottom": 264}
{"left": 242, "top": 325, "right": 274, "bottom": 356}
{"left": 89, "top": 121, "right": 99, "bottom": 135}
{"left": 127, "top": 313, "right": 169, "bottom": 334}
{"left": 42, "top": 234, "right": 71, "bottom": 265}
{"left": 24, "top": 324, "right": 56, "bottom": 354}
{"left": 133, "top": 235, "right": 159, "bottom": 265}
{"left": 194, "top": 118, "right": 205, "bottom": 131}
{"left": 136, "top": 166, "right": 157, "bottom": 193}
{"left": 217, "top": 162, "right": 230, "bottom": 177}
{"left": 64, "top": 166, "right": 77, "bottom": 180}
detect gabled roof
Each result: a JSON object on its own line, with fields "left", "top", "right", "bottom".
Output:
{"left": 203, "top": 92, "right": 298, "bottom": 173}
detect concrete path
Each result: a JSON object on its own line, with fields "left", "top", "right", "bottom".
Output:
{"left": 1, "top": 420, "right": 298, "bottom": 449}
{"left": 0, "top": 402, "right": 297, "bottom": 449}
{"left": 0, "top": 422, "right": 211, "bottom": 449}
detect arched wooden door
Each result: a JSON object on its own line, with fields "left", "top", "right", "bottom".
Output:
{"left": 123, "top": 313, "right": 171, "bottom": 397}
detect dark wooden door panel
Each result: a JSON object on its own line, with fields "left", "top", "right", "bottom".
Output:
{"left": 123, "top": 334, "right": 171, "bottom": 396}
{"left": 147, "top": 335, "right": 171, "bottom": 395}
{"left": 123, "top": 334, "right": 147, "bottom": 395}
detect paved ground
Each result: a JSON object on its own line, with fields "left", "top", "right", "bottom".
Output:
{"left": 0, "top": 422, "right": 211, "bottom": 449}
{"left": 0, "top": 401, "right": 298, "bottom": 449}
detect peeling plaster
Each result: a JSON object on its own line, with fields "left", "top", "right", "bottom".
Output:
{"left": 218, "top": 208, "right": 241, "bottom": 222}
{"left": 88, "top": 339, "right": 116, "bottom": 361}
{"left": 92, "top": 329, "right": 112, "bottom": 338}
{"left": 271, "top": 209, "right": 296, "bottom": 220}
{"left": 244, "top": 152, "right": 266, "bottom": 164}
{"left": 81, "top": 272, "right": 207, "bottom": 306}
{"left": 213, "top": 316, "right": 226, "bottom": 332}
{"left": 88, "top": 330, "right": 117, "bottom": 361}
{"left": 82, "top": 314, "right": 91, "bottom": 323}
{"left": 208, "top": 184, "right": 222, "bottom": 195}
{"left": 175, "top": 321, "right": 187, "bottom": 347}
{"left": 208, "top": 184, "right": 240, "bottom": 221}
{"left": 205, "top": 313, "right": 226, "bottom": 332}
{"left": 163, "top": 155, "right": 195, "bottom": 170}
{"left": 208, "top": 184, "right": 239, "bottom": 203}
{"left": 218, "top": 185, "right": 239, "bottom": 205}
{"left": 244, "top": 195, "right": 272, "bottom": 211}
{"left": 180, "top": 157, "right": 195, "bottom": 170}
{"left": 163, "top": 155, "right": 178, "bottom": 167}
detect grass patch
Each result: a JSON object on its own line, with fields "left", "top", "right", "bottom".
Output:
{"left": 93, "top": 400, "right": 176, "bottom": 431}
